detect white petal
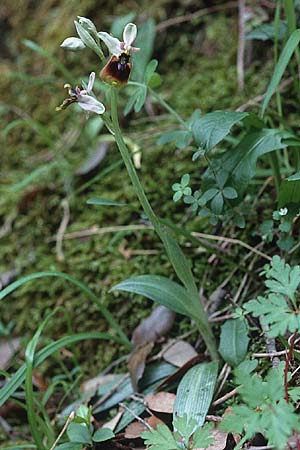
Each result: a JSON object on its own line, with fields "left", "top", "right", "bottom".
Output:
{"left": 87, "top": 72, "right": 95, "bottom": 92}
{"left": 60, "top": 37, "right": 85, "bottom": 51}
{"left": 123, "top": 23, "right": 137, "bottom": 48}
{"left": 78, "top": 94, "right": 105, "bottom": 114}
{"left": 98, "top": 32, "right": 121, "bottom": 55}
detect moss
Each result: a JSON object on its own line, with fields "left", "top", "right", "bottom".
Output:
{"left": 0, "top": 4, "right": 277, "bottom": 443}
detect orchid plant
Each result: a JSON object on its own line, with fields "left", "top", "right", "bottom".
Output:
{"left": 58, "top": 17, "right": 218, "bottom": 361}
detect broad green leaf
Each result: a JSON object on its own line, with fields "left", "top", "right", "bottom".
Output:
{"left": 87, "top": 198, "right": 127, "bottom": 207}
{"left": 223, "top": 187, "right": 238, "bottom": 199}
{"left": 67, "top": 422, "right": 91, "bottom": 444}
{"left": 211, "top": 192, "right": 224, "bottom": 215}
{"left": 93, "top": 428, "right": 115, "bottom": 442}
{"left": 192, "top": 111, "right": 248, "bottom": 151}
{"left": 131, "top": 19, "right": 156, "bottom": 82}
{"left": 54, "top": 444, "right": 82, "bottom": 450}
{"left": 110, "top": 275, "right": 196, "bottom": 318}
{"left": 218, "top": 318, "right": 249, "bottom": 367}
{"left": 173, "top": 362, "right": 218, "bottom": 429}
{"left": 199, "top": 188, "right": 218, "bottom": 205}
{"left": 111, "top": 12, "right": 136, "bottom": 37}
{"left": 203, "top": 129, "right": 287, "bottom": 196}
{"left": 261, "top": 29, "right": 300, "bottom": 116}
{"left": 278, "top": 173, "right": 300, "bottom": 206}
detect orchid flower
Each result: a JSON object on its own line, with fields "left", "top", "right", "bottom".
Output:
{"left": 98, "top": 23, "right": 140, "bottom": 57}
{"left": 98, "top": 23, "right": 139, "bottom": 86}
{"left": 56, "top": 72, "right": 105, "bottom": 114}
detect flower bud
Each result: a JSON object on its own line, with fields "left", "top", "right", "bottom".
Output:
{"left": 60, "top": 37, "right": 85, "bottom": 51}
{"left": 77, "top": 16, "right": 98, "bottom": 37}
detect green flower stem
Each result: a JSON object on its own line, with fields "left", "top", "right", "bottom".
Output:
{"left": 110, "top": 87, "right": 218, "bottom": 361}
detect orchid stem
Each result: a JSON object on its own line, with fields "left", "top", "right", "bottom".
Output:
{"left": 109, "top": 87, "right": 218, "bottom": 361}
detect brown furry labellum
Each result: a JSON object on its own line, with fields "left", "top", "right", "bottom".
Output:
{"left": 100, "top": 53, "right": 132, "bottom": 87}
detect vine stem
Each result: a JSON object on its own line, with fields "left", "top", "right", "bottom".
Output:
{"left": 284, "top": 332, "right": 297, "bottom": 402}
{"left": 109, "top": 87, "right": 218, "bottom": 361}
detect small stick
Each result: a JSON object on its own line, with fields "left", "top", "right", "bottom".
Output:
{"left": 212, "top": 387, "right": 239, "bottom": 406}
{"left": 284, "top": 333, "right": 298, "bottom": 402}
{"left": 237, "top": 0, "right": 246, "bottom": 90}
{"left": 119, "top": 402, "right": 152, "bottom": 430}
{"left": 55, "top": 199, "right": 70, "bottom": 262}
{"left": 49, "top": 411, "right": 75, "bottom": 450}
{"left": 192, "top": 232, "right": 271, "bottom": 261}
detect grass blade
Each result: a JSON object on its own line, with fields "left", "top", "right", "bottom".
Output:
{"left": 0, "top": 271, "right": 131, "bottom": 347}
{"left": 261, "top": 29, "right": 300, "bottom": 116}
{"left": 0, "top": 332, "right": 122, "bottom": 407}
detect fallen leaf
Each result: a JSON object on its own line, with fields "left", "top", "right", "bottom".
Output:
{"left": 124, "top": 421, "right": 147, "bottom": 439}
{"left": 132, "top": 305, "right": 176, "bottom": 348}
{"left": 0, "top": 338, "right": 21, "bottom": 370}
{"left": 145, "top": 392, "right": 175, "bottom": 413}
{"left": 76, "top": 142, "right": 109, "bottom": 176}
{"left": 125, "top": 415, "right": 164, "bottom": 439}
{"left": 163, "top": 340, "right": 198, "bottom": 367}
{"left": 128, "top": 342, "right": 154, "bottom": 391}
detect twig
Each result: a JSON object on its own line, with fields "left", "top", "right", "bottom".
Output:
{"left": 49, "top": 411, "right": 75, "bottom": 450}
{"left": 284, "top": 333, "right": 298, "bottom": 403}
{"left": 156, "top": 1, "right": 239, "bottom": 32}
{"left": 192, "top": 232, "right": 271, "bottom": 261}
{"left": 212, "top": 387, "right": 239, "bottom": 406}
{"left": 237, "top": 0, "right": 246, "bottom": 90}
{"left": 119, "top": 402, "right": 152, "bottom": 430}
{"left": 55, "top": 199, "right": 70, "bottom": 262}
{"left": 253, "top": 350, "right": 300, "bottom": 357}
{"left": 50, "top": 224, "right": 152, "bottom": 241}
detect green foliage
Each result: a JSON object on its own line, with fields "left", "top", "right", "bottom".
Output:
{"left": 172, "top": 174, "right": 191, "bottom": 202}
{"left": 218, "top": 318, "right": 249, "bottom": 367}
{"left": 142, "top": 416, "right": 214, "bottom": 450}
{"left": 173, "top": 362, "right": 218, "bottom": 429}
{"left": 244, "top": 256, "right": 300, "bottom": 337}
{"left": 221, "top": 361, "right": 300, "bottom": 449}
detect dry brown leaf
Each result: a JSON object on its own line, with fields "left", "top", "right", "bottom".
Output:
{"left": 124, "top": 421, "right": 148, "bottom": 439}
{"left": 128, "top": 342, "right": 154, "bottom": 391}
{"left": 0, "top": 338, "right": 21, "bottom": 370}
{"left": 132, "top": 305, "right": 176, "bottom": 348}
{"left": 32, "top": 370, "right": 49, "bottom": 391}
{"left": 125, "top": 415, "right": 164, "bottom": 439}
{"left": 145, "top": 392, "right": 175, "bottom": 414}
{"left": 163, "top": 340, "right": 198, "bottom": 367}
